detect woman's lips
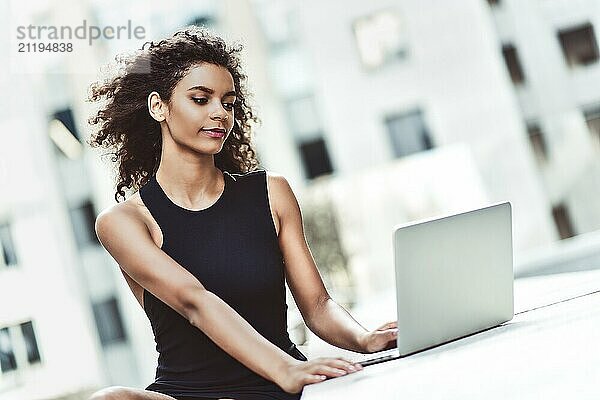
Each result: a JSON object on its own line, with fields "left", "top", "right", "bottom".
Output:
{"left": 201, "top": 129, "right": 226, "bottom": 138}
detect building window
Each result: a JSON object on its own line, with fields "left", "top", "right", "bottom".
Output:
{"left": 53, "top": 107, "right": 80, "bottom": 142}
{"left": 526, "top": 122, "right": 548, "bottom": 162}
{"left": 298, "top": 137, "right": 334, "bottom": 180}
{"left": 20, "top": 321, "right": 41, "bottom": 364}
{"left": 49, "top": 120, "right": 83, "bottom": 160}
{"left": 0, "top": 222, "right": 18, "bottom": 268}
{"left": 385, "top": 109, "right": 434, "bottom": 158}
{"left": 583, "top": 105, "right": 600, "bottom": 144}
{"left": 502, "top": 44, "right": 526, "bottom": 84}
{"left": 353, "top": 9, "right": 408, "bottom": 69}
{"left": 188, "top": 15, "right": 214, "bottom": 28}
{"left": 286, "top": 95, "right": 322, "bottom": 140}
{"left": 269, "top": 47, "right": 312, "bottom": 97}
{"left": 558, "top": 23, "right": 599, "bottom": 67}
{"left": 0, "top": 321, "right": 42, "bottom": 375}
{"left": 0, "top": 327, "right": 17, "bottom": 373}
{"left": 92, "top": 297, "right": 127, "bottom": 346}
{"left": 69, "top": 200, "right": 99, "bottom": 248}
{"left": 255, "top": 2, "right": 298, "bottom": 50}
{"left": 552, "top": 203, "right": 576, "bottom": 240}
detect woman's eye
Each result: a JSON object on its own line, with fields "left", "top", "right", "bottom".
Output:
{"left": 192, "top": 98, "right": 234, "bottom": 111}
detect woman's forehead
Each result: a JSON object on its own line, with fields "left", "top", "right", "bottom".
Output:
{"left": 178, "top": 64, "right": 235, "bottom": 93}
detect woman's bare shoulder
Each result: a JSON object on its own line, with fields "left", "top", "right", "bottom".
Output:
{"left": 96, "top": 192, "right": 155, "bottom": 238}
{"left": 98, "top": 192, "right": 145, "bottom": 221}
{"left": 96, "top": 192, "right": 163, "bottom": 248}
{"left": 265, "top": 171, "right": 293, "bottom": 206}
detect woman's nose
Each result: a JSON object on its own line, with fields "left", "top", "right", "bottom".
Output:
{"left": 209, "top": 101, "right": 228, "bottom": 120}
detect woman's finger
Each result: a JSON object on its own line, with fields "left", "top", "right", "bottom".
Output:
{"left": 377, "top": 321, "right": 397, "bottom": 330}
{"left": 377, "top": 329, "right": 398, "bottom": 345}
{"left": 325, "top": 358, "right": 361, "bottom": 372}
{"left": 386, "top": 328, "right": 398, "bottom": 338}
{"left": 310, "top": 365, "right": 349, "bottom": 377}
{"left": 304, "top": 374, "right": 327, "bottom": 385}
{"left": 313, "top": 357, "right": 361, "bottom": 372}
{"left": 308, "top": 357, "right": 363, "bottom": 374}
{"left": 311, "top": 357, "right": 359, "bottom": 372}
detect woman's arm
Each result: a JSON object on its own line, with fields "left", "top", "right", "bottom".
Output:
{"left": 95, "top": 205, "right": 361, "bottom": 393}
{"left": 268, "top": 173, "right": 397, "bottom": 353}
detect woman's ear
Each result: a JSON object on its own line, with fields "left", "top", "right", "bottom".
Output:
{"left": 148, "top": 91, "right": 166, "bottom": 122}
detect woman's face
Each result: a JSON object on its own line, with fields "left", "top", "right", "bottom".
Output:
{"left": 164, "top": 63, "right": 236, "bottom": 155}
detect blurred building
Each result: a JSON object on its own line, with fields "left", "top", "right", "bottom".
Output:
{"left": 236, "top": 0, "right": 600, "bottom": 357}
{"left": 0, "top": 0, "right": 152, "bottom": 398}
{"left": 2, "top": 1, "right": 297, "bottom": 399}
{"left": 488, "top": 0, "right": 600, "bottom": 240}
{"left": 1, "top": 0, "right": 599, "bottom": 399}
{"left": 239, "top": 0, "right": 600, "bottom": 302}
{"left": 0, "top": 0, "right": 218, "bottom": 398}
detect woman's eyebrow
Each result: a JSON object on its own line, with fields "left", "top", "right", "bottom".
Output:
{"left": 187, "top": 85, "right": 237, "bottom": 97}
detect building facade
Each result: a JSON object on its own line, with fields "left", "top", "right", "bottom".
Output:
{"left": 1, "top": 0, "right": 599, "bottom": 398}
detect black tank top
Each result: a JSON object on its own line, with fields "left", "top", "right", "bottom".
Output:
{"left": 139, "top": 169, "right": 306, "bottom": 399}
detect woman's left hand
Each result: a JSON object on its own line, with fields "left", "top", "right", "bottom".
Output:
{"left": 358, "top": 321, "right": 398, "bottom": 353}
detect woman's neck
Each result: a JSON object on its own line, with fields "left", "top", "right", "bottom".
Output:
{"left": 155, "top": 155, "right": 223, "bottom": 209}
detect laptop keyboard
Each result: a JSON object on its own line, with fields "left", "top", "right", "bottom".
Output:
{"left": 349, "top": 348, "right": 400, "bottom": 367}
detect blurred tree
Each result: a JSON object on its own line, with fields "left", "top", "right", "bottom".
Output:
{"left": 302, "top": 196, "right": 355, "bottom": 309}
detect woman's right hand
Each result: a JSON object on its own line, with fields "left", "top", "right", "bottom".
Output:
{"left": 277, "top": 357, "right": 364, "bottom": 394}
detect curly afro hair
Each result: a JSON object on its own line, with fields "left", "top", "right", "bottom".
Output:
{"left": 87, "top": 26, "right": 261, "bottom": 202}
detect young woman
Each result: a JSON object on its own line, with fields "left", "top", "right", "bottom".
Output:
{"left": 87, "top": 26, "right": 397, "bottom": 400}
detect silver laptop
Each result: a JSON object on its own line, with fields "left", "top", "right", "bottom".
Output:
{"left": 355, "top": 202, "right": 514, "bottom": 366}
